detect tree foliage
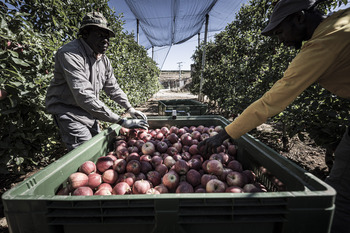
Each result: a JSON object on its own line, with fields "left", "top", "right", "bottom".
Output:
{"left": 0, "top": 0, "right": 160, "bottom": 173}
{"left": 191, "top": 0, "right": 350, "bottom": 152}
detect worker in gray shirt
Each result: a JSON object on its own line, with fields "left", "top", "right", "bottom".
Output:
{"left": 46, "top": 12, "right": 149, "bottom": 151}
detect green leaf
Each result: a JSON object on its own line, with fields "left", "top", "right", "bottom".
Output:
{"left": 10, "top": 57, "right": 30, "bottom": 67}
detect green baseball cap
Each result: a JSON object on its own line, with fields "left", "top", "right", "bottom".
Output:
{"left": 261, "top": 0, "right": 318, "bottom": 36}
{"left": 79, "top": 11, "right": 115, "bottom": 37}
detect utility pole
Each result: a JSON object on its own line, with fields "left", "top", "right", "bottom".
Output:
{"left": 177, "top": 62, "right": 183, "bottom": 91}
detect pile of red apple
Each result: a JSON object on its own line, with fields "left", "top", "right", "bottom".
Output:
{"left": 57, "top": 125, "right": 269, "bottom": 196}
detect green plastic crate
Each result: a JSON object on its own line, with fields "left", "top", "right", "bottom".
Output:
{"left": 158, "top": 99, "right": 208, "bottom": 116}
{"left": 2, "top": 116, "right": 335, "bottom": 233}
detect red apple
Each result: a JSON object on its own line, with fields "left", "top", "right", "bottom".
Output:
{"left": 88, "top": 173, "right": 102, "bottom": 190}
{"left": 187, "top": 158, "right": 202, "bottom": 171}
{"left": 112, "top": 182, "right": 131, "bottom": 195}
{"left": 102, "top": 169, "right": 118, "bottom": 184}
{"left": 242, "top": 170, "right": 256, "bottom": 183}
{"left": 147, "top": 170, "right": 162, "bottom": 186}
{"left": 162, "top": 170, "right": 180, "bottom": 191}
{"left": 226, "top": 171, "right": 246, "bottom": 187}
{"left": 191, "top": 131, "right": 201, "bottom": 140}
{"left": 113, "top": 159, "right": 127, "bottom": 173}
{"left": 201, "top": 174, "right": 217, "bottom": 187}
{"left": 96, "top": 156, "right": 114, "bottom": 173}
{"left": 174, "top": 160, "right": 189, "bottom": 175}
{"left": 188, "top": 144, "right": 199, "bottom": 155}
{"left": 172, "top": 142, "right": 182, "bottom": 152}
{"left": 140, "top": 154, "right": 152, "bottom": 162}
{"left": 226, "top": 186, "right": 243, "bottom": 193}
{"left": 119, "top": 172, "right": 136, "bottom": 186}
{"left": 126, "top": 160, "right": 141, "bottom": 174}
{"left": 141, "top": 141, "right": 156, "bottom": 155}
{"left": 228, "top": 145, "right": 237, "bottom": 157}
{"left": 94, "top": 188, "right": 112, "bottom": 195}
{"left": 156, "top": 141, "right": 168, "bottom": 153}
{"left": 243, "top": 183, "right": 263, "bottom": 193}
{"left": 166, "top": 146, "right": 178, "bottom": 156}
{"left": 126, "top": 152, "right": 140, "bottom": 162}
{"left": 155, "top": 163, "right": 168, "bottom": 177}
{"left": 169, "top": 126, "right": 179, "bottom": 135}
{"left": 160, "top": 126, "right": 170, "bottom": 136}
{"left": 163, "top": 155, "right": 176, "bottom": 168}
{"left": 227, "top": 160, "right": 243, "bottom": 172}
{"left": 97, "top": 183, "right": 113, "bottom": 192}
{"left": 68, "top": 172, "right": 89, "bottom": 189}
{"left": 78, "top": 161, "right": 96, "bottom": 175}
{"left": 116, "top": 146, "right": 129, "bottom": 160}
{"left": 72, "top": 186, "right": 93, "bottom": 196}
{"left": 132, "top": 179, "right": 151, "bottom": 194}
{"left": 128, "top": 146, "right": 139, "bottom": 154}
{"left": 206, "top": 160, "right": 224, "bottom": 176}
{"left": 186, "top": 169, "right": 201, "bottom": 187}
{"left": 167, "top": 133, "right": 179, "bottom": 144}
{"left": 154, "top": 184, "right": 169, "bottom": 193}
{"left": 176, "top": 181, "right": 194, "bottom": 193}
{"left": 140, "top": 161, "right": 153, "bottom": 174}
{"left": 206, "top": 179, "right": 225, "bottom": 193}
{"left": 146, "top": 188, "right": 161, "bottom": 194}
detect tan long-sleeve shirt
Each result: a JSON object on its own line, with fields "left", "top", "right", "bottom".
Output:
{"left": 226, "top": 8, "right": 350, "bottom": 139}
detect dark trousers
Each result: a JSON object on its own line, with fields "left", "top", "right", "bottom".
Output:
{"left": 325, "top": 128, "right": 350, "bottom": 233}
{"left": 54, "top": 114, "right": 100, "bottom": 151}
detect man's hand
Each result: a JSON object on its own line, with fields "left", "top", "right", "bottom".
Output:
{"left": 198, "top": 129, "right": 231, "bottom": 159}
{"left": 128, "top": 107, "right": 147, "bottom": 121}
{"left": 121, "top": 119, "right": 149, "bottom": 130}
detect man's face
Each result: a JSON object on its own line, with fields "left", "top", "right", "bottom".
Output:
{"left": 85, "top": 27, "right": 110, "bottom": 55}
{"left": 271, "top": 13, "right": 307, "bottom": 49}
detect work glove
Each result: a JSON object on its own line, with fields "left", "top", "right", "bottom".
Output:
{"left": 128, "top": 107, "right": 147, "bottom": 121}
{"left": 198, "top": 129, "right": 231, "bottom": 160}
{"left": 119, "top": 118, "right": 149, "bottom": 130}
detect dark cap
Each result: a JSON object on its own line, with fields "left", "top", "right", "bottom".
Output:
{"left": 261, "top": 0, "right": 318, "bottom": 36}
{"left": 78, "top": 12, "right": 115, "bottom": 37}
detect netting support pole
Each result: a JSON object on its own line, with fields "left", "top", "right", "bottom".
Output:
{"left": 199, "top": 14, "right": 209, "bottom": 102}
{"left": 137, "top": 19, "right": 140, "bottom": 44}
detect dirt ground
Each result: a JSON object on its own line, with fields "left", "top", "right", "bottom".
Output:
{"left": 0, "top": 88, "right": 330, "bottom": 232}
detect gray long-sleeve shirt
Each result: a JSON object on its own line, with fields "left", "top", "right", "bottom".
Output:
{"left": 45, "top": 38, "right": 132, "bottom": 127}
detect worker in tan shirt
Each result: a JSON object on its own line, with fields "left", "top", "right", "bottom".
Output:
{"left": 199, "top": 1, "right": 350, "bottom": 232}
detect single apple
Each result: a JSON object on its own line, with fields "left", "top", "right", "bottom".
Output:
{"left": 112, "top": 181, "right": 131, "bottom": 195}
{"left": 132, "top": 179, "right": 151, "bottom": 194}
{"left": 206, "top": 179, "right": 225, "bottom": 193}
{"left": 96, "top": 156, "right": 114, "bottom": 173}
{"left": 225, "top": 186, "right": 243, "bottom": 193}
{"left": 126, "top": 160, "right": 141, "bottom": 175}
{"left": 88, "top": 173, "right": 102, "bottom": 190}
{"left": 156, "top": 141, "right": 168, "bottom": 153}
{"left": 174, "top": 159, "right": 189, "bottom": 175}
{"left": 226, "top": 171, "right": 246, "bottom": 187}
{"left": 141, "top": 141, "right": 156, "bottom": 155}
{"left": 162, "top": 170, "right": 180, "bottom": 191}
{"left": 147, "top": 170, "right": 162, "bottom": 186}
{"left": 68, "top": 172, "right": 89, "bottom": 189}
{"left": 78, "top": 161, "right": 96, "bottom": 175}
{"left": 102, "top": 169, "right": 119, "bottom": 184}
{"left": 206, "top": 159, "right": 224, "bottom": 176}
{"left": 176, "top": 181, "right": 194, "bottom": 193}
{"left": 186, "top": 169, "right": 201, "bottom": 187}
{"left": 72, "top": 186, "right": 93, "bottom": 196}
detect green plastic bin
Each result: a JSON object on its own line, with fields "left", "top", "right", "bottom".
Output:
{"left": 158, "top": 99, "right": 208, "bottom": 116}
{"left": 2, "top": 116, "right": 335, "bottom": 233}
